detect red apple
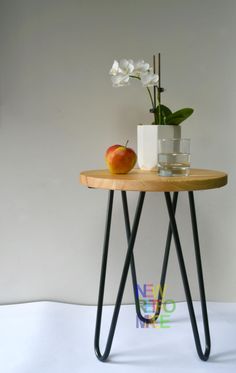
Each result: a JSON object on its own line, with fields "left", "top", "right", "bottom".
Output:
{"left": 105, "top": 141, "right": 137, "bottom": 174}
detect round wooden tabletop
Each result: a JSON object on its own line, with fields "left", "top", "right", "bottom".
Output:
{"left": 80, "top": 168, "right": 228, "bottom": 192}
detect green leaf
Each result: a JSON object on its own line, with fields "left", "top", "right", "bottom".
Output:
{"left": 151, "top": 105, "right": 172, "bottom": 124}
{"left": 165, "top": 108, "right": 194, "bottom": 125}
{"left": 153, "top": 104, "right": 172, "bottom": 116}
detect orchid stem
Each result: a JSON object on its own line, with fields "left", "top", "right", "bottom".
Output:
{"left": 158, "top": 53, "right": 162, "bottom": 124}
{"left": 153, "top": 54, "right": 157, "bottom": 109}
{"left": 147, "top": 87, "right": 155, "bottom": 110}
{"left": 130, "top": 75, "right": 155, "bottom": 118}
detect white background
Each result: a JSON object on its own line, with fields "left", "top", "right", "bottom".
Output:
{"left": 1, "top": 301, "right": 236, "bottom": 372}
{"left": 0, "top": 0, "right": 236, "bottom": 305}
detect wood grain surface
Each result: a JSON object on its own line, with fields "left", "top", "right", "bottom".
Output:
{"left": 80, "top": 168, "right": 228, "bottom": 192}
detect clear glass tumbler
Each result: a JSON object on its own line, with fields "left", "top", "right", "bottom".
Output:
{"left": 158, "top": 138, "right": 191, "bottom": 176}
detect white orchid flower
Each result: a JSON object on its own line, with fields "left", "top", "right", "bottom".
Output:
{"left": 118, "top": 59, "right": 134, "bottom": 75}
{"left": 109, "top": 58, "right": 158, "bottom": 87}
{"left": 109, "top": 59, "right": 134, "bottom": 86}
{"left": 111, "top": 74, "right": 130, "bottom": 87}
{"left": 109, "top": 60, "right": 120, "bottom": 76}
{"left": 140, "top": 71, "right": 159, "bottom": 87}
{"left": 132, "top": 60, "right": 150, "bottom": 76}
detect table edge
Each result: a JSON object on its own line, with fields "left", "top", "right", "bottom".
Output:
{"left": 80, "top": 169, "right": 228, "bottom": 192}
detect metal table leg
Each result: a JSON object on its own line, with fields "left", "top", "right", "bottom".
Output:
{"left": 121, "top": 191, "right": 179, "bottom": 324}
{"left": 94, "top": 190, "right": 145, "bottom": 362}
{"left": 165, "top": 191, "right": 211, "bottom": 361}
{"left": 94, "top": 190, "right": 211, "bottom": 362}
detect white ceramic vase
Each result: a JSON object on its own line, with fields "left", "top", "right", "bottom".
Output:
{"left": 137, "top": 124, "right": 181, "bottom": 170}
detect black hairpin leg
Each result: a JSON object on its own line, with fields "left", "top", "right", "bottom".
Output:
{"left": 165, "top": 191, "right": 211, "bottom": 361}
{"left": 94, "top": 190, "right": 211, "bottom": 363}
{"left": 94, "top": 190, "right": 145, "bottom": 362}
{"left": 121, "top": 191, "right": 179, "bottom": 324}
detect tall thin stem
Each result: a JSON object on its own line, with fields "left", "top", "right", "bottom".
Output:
{"left": 130, "top": 75, "right": 155, "bottom": 110}
{"left": 158, "top": 53, "right": 162, "bottom": 124}
{"left": 147, "top": 87, "right": 155, "bottom": 109}
{"left": 153, "top": 55, "right": 157, "bottom": 109}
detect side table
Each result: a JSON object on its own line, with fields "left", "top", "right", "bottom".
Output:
{"left": 80, "top": 168, "right": 227, "bottom": 362}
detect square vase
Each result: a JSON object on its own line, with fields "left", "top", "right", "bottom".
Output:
{"left": 137, "top": 124, "right": 181, "bottom": 170}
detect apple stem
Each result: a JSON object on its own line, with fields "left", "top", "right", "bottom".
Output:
{"left": 125, "top": 140, "right": 129, "bottom": 148}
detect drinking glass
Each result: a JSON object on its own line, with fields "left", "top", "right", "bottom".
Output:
{"left": 158, "top": 138, "right": 191, "bottom": 176}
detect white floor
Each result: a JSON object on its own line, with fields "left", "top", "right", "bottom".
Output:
{"left": 0, "top": 301, "right": 236, "bottom": 373}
